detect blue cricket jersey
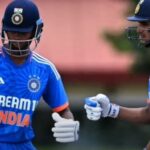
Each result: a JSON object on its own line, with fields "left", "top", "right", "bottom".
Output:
{"left": 0, "top": 47, "right": 69, "bottom": 143}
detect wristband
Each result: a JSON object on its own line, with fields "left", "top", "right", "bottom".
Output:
{"left": 108, "top": 103, "right": 120, "bottom": 118}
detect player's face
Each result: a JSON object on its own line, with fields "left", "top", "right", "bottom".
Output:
{"left": 6, "top": 32, "right": 33, "bottom": 50}
{"left": 136, "top": 22, "right": 150, "bottom": 44}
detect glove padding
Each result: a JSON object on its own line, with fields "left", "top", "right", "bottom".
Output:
{"left": 84, "top": 94, "right": 120, "bottom": 121}
{"left": 52, "top": 112, "right": 79, "bottom": 143}
{"left": 84, "top": 97, "right": 102, "bottom": 121}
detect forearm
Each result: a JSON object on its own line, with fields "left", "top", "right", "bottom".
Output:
{"left": 58, "top": 108, "right": 74, "bottom": 120}
{"left": 117, "top": 106, "right": 150, "bottom": 124}
{"left": 84, "top": 94, "right": 150, "bottom": 124}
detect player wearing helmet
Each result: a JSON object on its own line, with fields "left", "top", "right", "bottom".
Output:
{"left": 1, "top": 0, "right": 43, "bottom": 57}
{"left": 127, "top": 0, "right": 150, "bottom": 48}
{"left": 84, "top": 0, "right": 150, "bottom": 149}
{"left": 0, "top": 0, "right": 79, "bottom": 150}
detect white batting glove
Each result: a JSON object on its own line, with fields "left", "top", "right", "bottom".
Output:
{"left": 52, "top": 112, "right": 79, "bottom": 143}
{"left": 84, "top": 93, "right": 120, "bottom": 121}
{"left": 84, "top": 97, "right": 102, "bottom": 121}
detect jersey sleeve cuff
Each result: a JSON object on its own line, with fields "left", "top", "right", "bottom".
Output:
{"left": 52, "top": 102, "right": 69, "bottom": 112}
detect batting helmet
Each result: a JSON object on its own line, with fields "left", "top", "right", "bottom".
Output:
{"left": 1, "top": 0, "right": 43, "bottom": 57}
{"left": 128, "top": 0, "right": 150, "bottom": 22}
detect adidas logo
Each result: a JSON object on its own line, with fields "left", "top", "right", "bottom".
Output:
{"left": 0, "top": 77, "right": 5, "bottom": 84}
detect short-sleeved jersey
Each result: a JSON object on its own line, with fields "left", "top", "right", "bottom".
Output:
{"left": 0, "top": 47, "right": 69, "bottom": 143}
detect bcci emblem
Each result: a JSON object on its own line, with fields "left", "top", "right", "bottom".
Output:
{"left": 135, "top": 4, "right": 140, "bottom": 14}
{"left": 28, "top": 77, "right": 41, "bottom": 93}
{"left": 11, "top": 8, "right": 23, "bottom": 25}
{"left": 135, "top": 0, "right": 144, "bottom": 14}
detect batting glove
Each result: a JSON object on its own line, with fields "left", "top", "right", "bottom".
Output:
{"left": 84, "top": 96, "right": 102, "bottom": 121}
{"left": 84, "top": 93, "right": 120, "bottom": 121}
{"left": 52, "top": 112, "right": 79, "bottom": 143}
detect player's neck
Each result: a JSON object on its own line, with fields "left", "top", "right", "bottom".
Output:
{"left": 10, "top": 56, "right": 28, "bottom": 65}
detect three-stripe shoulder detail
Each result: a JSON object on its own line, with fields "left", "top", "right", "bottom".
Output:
{"left": 32, "top": 52, "right": 60, "bottom": 80}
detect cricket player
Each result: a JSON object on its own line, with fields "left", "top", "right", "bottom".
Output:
{"left": 0, "top": 0, "right": 79, "bottom": 149}
{"left": 84, "top": 0, "right": 150, "bottom": 149}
